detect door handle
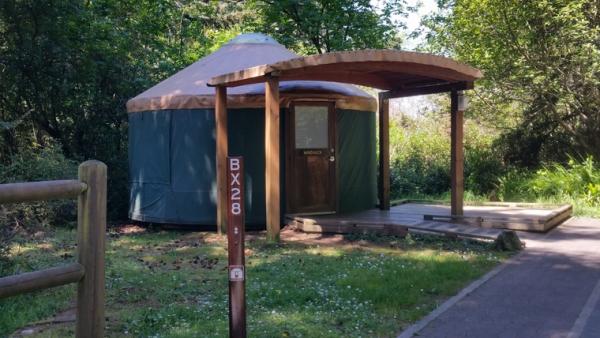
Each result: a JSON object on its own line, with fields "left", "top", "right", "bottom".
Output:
{"left": 329, "top": 156, "right": 335, "bottom": 162}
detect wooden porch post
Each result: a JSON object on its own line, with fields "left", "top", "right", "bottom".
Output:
{"left": 450, "top": 90, "right": 464, "bottom": 216}
{"left": 378, "top": 93, "right": 390, "bottom": 210}
{"left": 265, "top": 75, "right": 280, "bottom": 241}
{"left": 216, "top": 86, "right": 228, "bottom": 234}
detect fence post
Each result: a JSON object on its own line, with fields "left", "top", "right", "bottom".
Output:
{"left": 76, "top": 160, "right": 107, "bottom": 338}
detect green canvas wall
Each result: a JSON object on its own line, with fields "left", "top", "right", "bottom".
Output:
{"left": 128, "top": 108, "right": 376, "bottom": 226}
{"left": 337, "top": 110, "right": 378, "bottom": 213}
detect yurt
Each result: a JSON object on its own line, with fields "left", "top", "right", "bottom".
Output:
{"left": 126, "top": 33, "right": 378, "bottom": 226}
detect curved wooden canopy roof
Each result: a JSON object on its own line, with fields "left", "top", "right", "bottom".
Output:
{"left": 208, "top": 50, "right": 483, "bottom": 91}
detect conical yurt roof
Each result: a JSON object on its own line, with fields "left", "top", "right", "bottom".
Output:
{"left": 127, "top": 33, "right": 376, "bottom": 113}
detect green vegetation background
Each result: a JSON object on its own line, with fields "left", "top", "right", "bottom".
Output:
{"left": 387, "top": 113, "right": 600, "bottom": 217}
{"left": 1, "top": 1, "right": 598, "bottom": 335}
{"left": 1, "top": 0, "right": 598, "bottom": 223}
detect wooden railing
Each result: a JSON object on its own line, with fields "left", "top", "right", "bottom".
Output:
{"left": 0, "top": 160, "right": 107, "bottom": 338}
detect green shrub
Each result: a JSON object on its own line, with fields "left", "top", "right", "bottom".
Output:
{"left": 0, "top": 142, "right": 79, "bottom": 267}
{"left": 530, "top": 157, "right": 599, "bottom": 198}
{"left": 389, "top": 119, "right": 450, "bottom": 197}
{"left": 0, "top": 144, "right": 77, "bottom": 226}
{"left": 0, "top": 142, "right": 78, "bottom": 227}
{"left": 2, "top": 145, "right": 77, "bottom": 182}
{"left": 386, "top": 115, "right": 599, "bottom": 217}
{"left": 495, "top": 170, "right": 534, "bottom": 201}
{"left": 463, "top": 123, "right": 505, "bottom": 196}
{"left": 388, "top": 117, "right": 505, "bottom": 199}
{"left": 585, "top": 183, "right": 600, "bottom": 206}
{"left": 495, "top": 157, "right": 600, "bottom": 215}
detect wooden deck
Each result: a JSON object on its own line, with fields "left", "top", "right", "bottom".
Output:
{"left": 286, "top": 202, "right": 572, "bottom": 242}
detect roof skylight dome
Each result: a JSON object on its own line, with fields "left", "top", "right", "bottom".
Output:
{"left": 225, "top": 33, "right": 281, "bottom": 45}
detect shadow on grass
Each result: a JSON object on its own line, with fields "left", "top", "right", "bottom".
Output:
{"left": 2, "top": 228, "right": 510, "bottom": 337}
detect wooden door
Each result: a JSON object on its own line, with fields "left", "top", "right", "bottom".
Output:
{"left": 286, "top": 102, "right": 336, "bottom": 214}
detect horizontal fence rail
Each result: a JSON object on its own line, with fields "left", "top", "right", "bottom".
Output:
{"left": 0, "top": 180, "right": 87, "bottom": 204}
{"left": 0, "top": 263, "right": 84, "bottom": 298}
{"left": 0, "top": 160, "right": 106, "bottom": 338}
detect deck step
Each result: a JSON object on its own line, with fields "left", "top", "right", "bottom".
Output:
{"left": 287, "top": 215, "right": 508, "bottom": 242}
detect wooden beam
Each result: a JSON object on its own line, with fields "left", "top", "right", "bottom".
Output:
{"left": 378, "top": 93, "right": 390, "bottom": 210}
{"left": 450, "top": 90, "right": 464, "bottom": 216}
{"left": 76, "top": 160, "right": 107, "bottom": 338}
{"left": 265, "top": 76, "right": 280, "bottom": 241}
{"left": 0, "top": 180, "right": 87, "bottom": 204}
{"left": 216, "top": 86, "right": 228, "bottom": 235}
{"left": 382, "top": 82, "right": 473, "bottom": 100}
{"left": 0, "top": 263, "right": 84, "bottom": 299}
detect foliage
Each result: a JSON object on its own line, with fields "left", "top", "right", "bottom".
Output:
{"left": 0, "top": 0, "right": 413, "bottom": 222}
{"left": 0, "top": 0, "right": 250, "bottom": 220}
{"left": 423, "top": 0, "right": 600, "bottom": 165}
{"left": 0, "top": 142, "right": 78, "bottom": 267}
{"left": 389, "top": 114, "right": 505, "bottom": 198}
{"left": 389, "top": 109, "right": 600, "bottom": 216}
{"left": 0, "top": 227, "right": 505, "bottom": 336}
{"left": 0, "top": 142, "right": 79, "bottom": 231}
{"left": 0, "top": 226, "right": 11, "bottom": 269}
{"left": 494, "top": 170, "right": 532, "bottom": 202}
{"left": 389, "top": 116, "right": 449, "bottom": 197}
{"left": 0, "top": 142, "right": 78, "bottom": 184}
{"left": 530, "top": 157, "right": 600, "bottom": 200}
{"left": 497, "top": 157, "right": 600, "bottom": 214}
{"left": 251, "top": 0, "right": 408, "bottom": 54}
{"left": 463, "top": 123, "right": 505, "bottom": 196}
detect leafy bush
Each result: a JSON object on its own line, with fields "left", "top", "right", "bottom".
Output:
{"left": 389, "top": 117, "right": 505, "bottom": 199}
{"left": 1, "top": 143, "right": 78, "bottom": 183}
{"left": 0, "top": 142, "right": 78, "bottom": 227}
{"left": 496, "top": 157, "right": 600, "bottom": 215}
{"left": 495, "top": 170, "right": 534, "bottom": 201}
{"left": 389, "top": 118, "right": 450, "bottom": 197}
{"left": 464, "top": 123, "right": 505, "bottom": 196}
{"left": 0, "top": 143, "right": 78, "bottom": 266}
{"left": 530, "top": 157, "right": 599, "bottom": 198}
{"left": 386, "top": 113, "right": 600, "bottom": 217}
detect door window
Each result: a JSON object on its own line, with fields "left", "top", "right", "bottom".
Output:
{"left": 294, "top": 105, "right": 329, "bottom": 149}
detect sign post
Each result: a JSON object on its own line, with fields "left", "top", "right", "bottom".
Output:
{"left": 227, "top": 156, "right": 246, "bottom": 338}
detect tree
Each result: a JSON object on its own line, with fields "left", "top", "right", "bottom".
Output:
{"left": 423, "top": 0, "right": 600, "bottom": 165}
{"left": 251, "top": 0, "right": 408, "bottom": 54}
{"left": 0, "top": 0, "right": 249, "bottom": 219}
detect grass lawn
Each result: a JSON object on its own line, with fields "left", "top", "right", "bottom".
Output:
{"left": 0, "top": 226, "right": 509, "bottom": 337}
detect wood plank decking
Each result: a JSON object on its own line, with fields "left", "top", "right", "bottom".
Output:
{"left": 286, "top": 202, "right": 572, "bottom": 242}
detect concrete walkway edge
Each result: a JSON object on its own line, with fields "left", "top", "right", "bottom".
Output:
{"left": 397, "top": 252, "right": 523, "bottom": 338}
{"left": 398, "top": 218, "right": 600, "bottom": 338}
{"left": 567, "top": 278, "right": 600, "bottom": 338}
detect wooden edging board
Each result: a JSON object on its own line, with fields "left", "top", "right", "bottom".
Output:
{"left": 285, "top": 215, "right": 504, "bottom": 242}
{"left": 391, "top": 199, "right": 570, "bottom": 209}
{"left": 422, "top": 203, "right": 572, "bottom": 232}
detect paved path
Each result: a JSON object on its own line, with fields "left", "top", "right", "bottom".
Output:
{"left": 400, "top": 217, "right": 600, "bottom": 338}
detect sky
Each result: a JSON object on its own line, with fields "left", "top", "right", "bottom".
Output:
{"left": 371, "top": 0, "right": 441, "bottom": 117}
{"left": 370, "top": 0, "right": 438, "bottom": 50}
{"left": 401, "top": 0, "right": 439, "bottom": 50}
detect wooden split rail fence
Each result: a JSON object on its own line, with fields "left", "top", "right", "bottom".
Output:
{"left": 0, "top": 160, "right": 107, "bottom": 338}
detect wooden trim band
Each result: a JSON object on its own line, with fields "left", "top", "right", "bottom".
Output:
{"left": 126, "top": 93, "right": 377, "bottom": 113}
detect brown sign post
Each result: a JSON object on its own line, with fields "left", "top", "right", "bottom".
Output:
{"left": 227, "top": 156, "right": 246, "bottom": 338}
